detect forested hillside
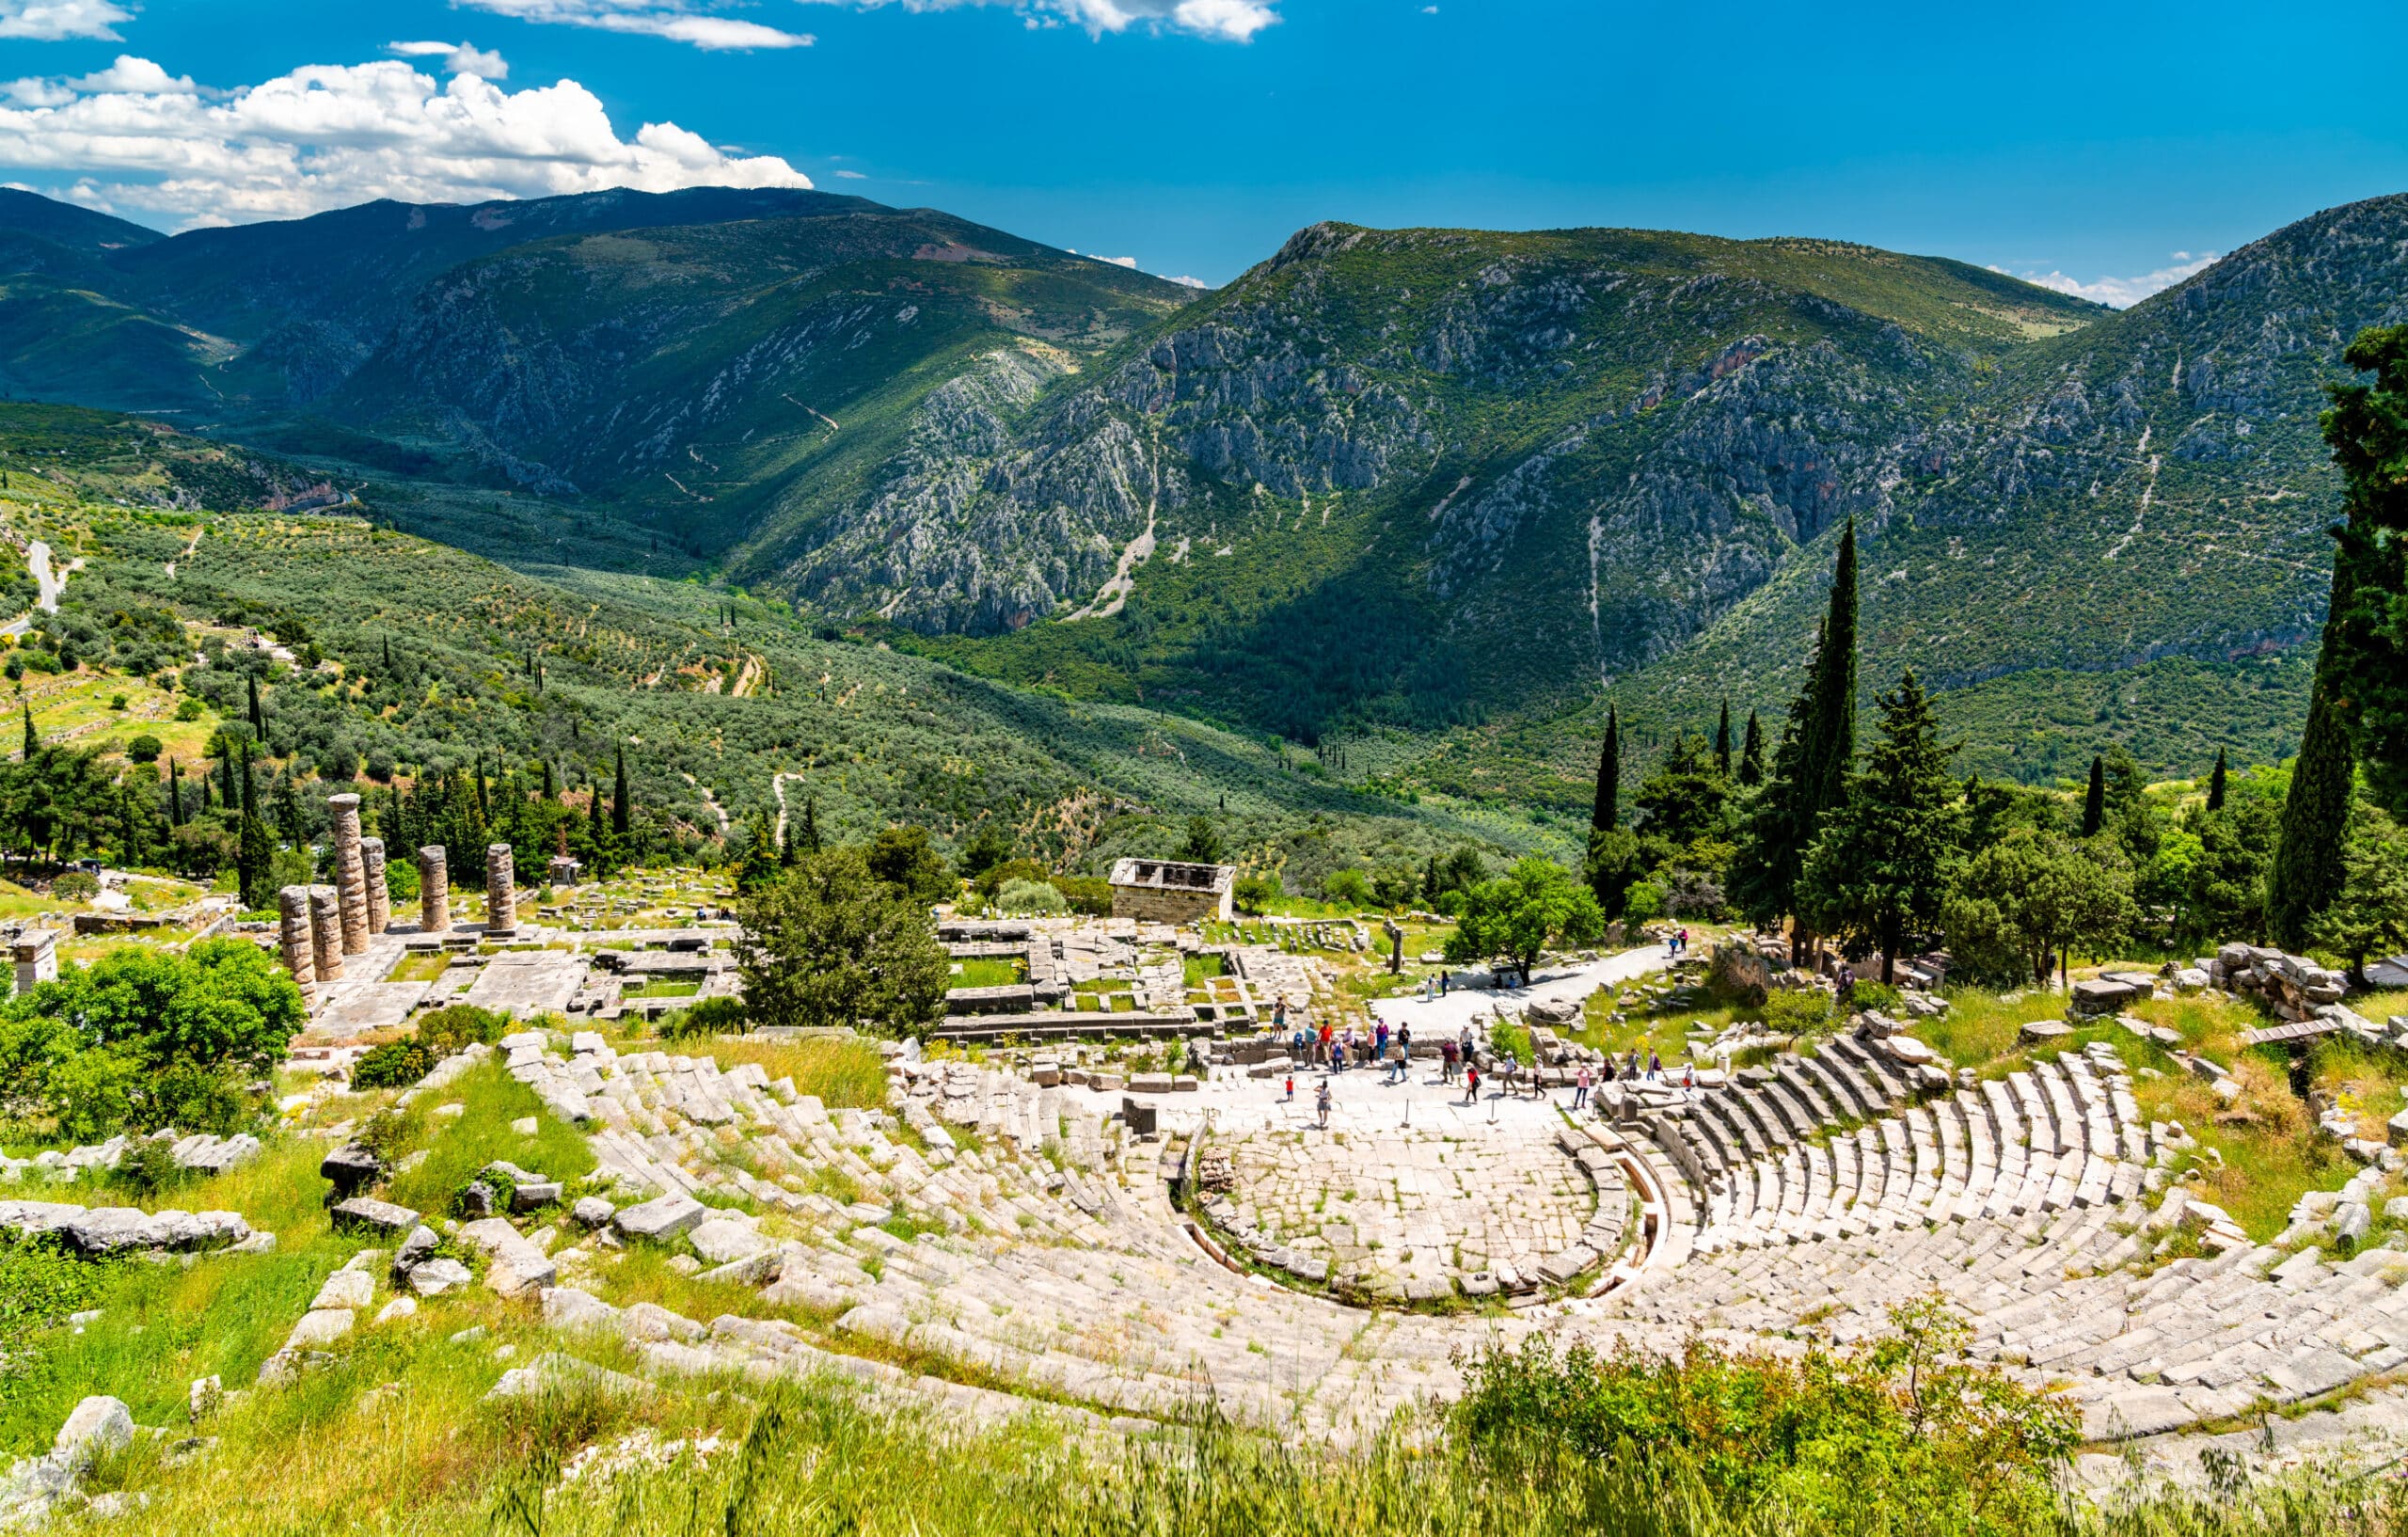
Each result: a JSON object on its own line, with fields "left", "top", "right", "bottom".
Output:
{"left": 0, "top": 400, "right": 1551, "bottom": 897}
{"left": 0, "top": 186, "right": 2396, "bottom": 803}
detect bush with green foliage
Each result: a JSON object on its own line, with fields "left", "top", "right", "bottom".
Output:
{"left": 347, "top": 1003, "right": 508, "bottom": 1089}
{"left": 1054, "top": 875, "right": 1112, "bottom": 915}
{"left": 0, "top": 938, "right": 303, "bottom": 1139}
{"left": 124, "top": 734, "right": 162, "bottom": 763}
{"left": 1758, "top": 987, "right": 1833, "bottom": 1035}
{"left": 1233, "top": 872, "right": 1281, "bottom": 913}
{"left": 659, "top": 995, "right": 749, "bottom": 1041}
{"left": 992, "top": 878, "right": 1066, "bottom": 914}
{"left": 1323, "top": 868, "right": 1372, "bottom": 908}
{"left": 1846, "top": 979, "right": 1904, "bottom": 1015}
{"left": 1451, "top": 1296, "right": 2076, "bottom": 1531}
{"left": 49, "top": 870, "right": 98, "bottom": 901}
{"left": 736, "top": 848, "right": 950, "bottom": 1038}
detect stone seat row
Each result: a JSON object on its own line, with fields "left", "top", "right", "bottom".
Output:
{"left": 1664, "top": 1033, "right": 1906, "bottom": 1176}
{"left": 1689, "top": 1044, "right": 2147, "bottom": 1253}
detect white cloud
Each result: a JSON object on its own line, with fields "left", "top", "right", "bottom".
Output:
{"left": 71, "top": 56, "right": 198, "bottom": 95}
{"left": 1165, "top": 274, "right": 1210, "bottom": 289}
{"left": 1993, "top": 251, "right": 2220, "bottom": 309}
{"left": 1096, "top": 253, "right": 1137, "bottom": 267}
{"left": 833, "top": 167, "right": 865, "bottom": 179}
{"left": 0, "top": 0, "right": 129, "bottom": 42}
{"left": 0, "top": 55, "right": 812, "bottom": 229}
{"left": 829, "top": 0, "right": 1278, "bottom": 43}
{"left": 388, "top": 40, "right": 512, "bottom": 79}
{"left": 458, "top": 0, "right": 814, "bottom": 50}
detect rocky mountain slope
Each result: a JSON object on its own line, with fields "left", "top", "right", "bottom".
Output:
{"left": 0, "top": 187, "right": 2396, "bottom": 792}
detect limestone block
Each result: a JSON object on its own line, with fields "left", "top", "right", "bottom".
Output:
{"left": 53, "top": 1396, "right": 133, "bottom": 1465}
{"left": 310, "top": 1269, "right": 376, "bottom": 1311}
{"left": 408, "top": 1259, "right": 471, "bottom": 1296}
{"left": 612, "top": 1194, "right": 706, "bottom": 1243}
{"left": 331, "top": 1196, "right": 420, "bottom": 1238}
{"left": 284, "top": 1308, "right": 356, "bottom": 1350}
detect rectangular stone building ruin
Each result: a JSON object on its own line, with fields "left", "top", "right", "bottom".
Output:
{"left": 1106, "top": 858, "right": 1234, "bottom": 924}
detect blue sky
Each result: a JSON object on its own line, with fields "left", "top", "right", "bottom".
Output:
{"left": 0, "top": 0, "right": 2402, "bottom": 302}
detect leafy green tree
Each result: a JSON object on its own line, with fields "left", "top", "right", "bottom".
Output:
{"left": 960, "top": 823, "right": 1012, "bottom": 881}
{"left": 1443, "top": 857, "right": 1606, "bottom": 977}
{"left": 1177, "top": 815, "right": 1225, "bottom": 864}
{"left": 2308, "top": 799, "right": 2408, "bottom": 985}
{"left": 866, "top": 824, "right": 954, "bottom": 907}
{"left": 2317, "top": 325, "right": 2408, "bottom": 818}
{"left": 1797, "top": 671, "right": 1963, "bottom": 984}
{"left": 2080, "top": 755, "right": 2106, "bottom": 838}
{"left": 2181, "top": 797, "right": 2276, "bottom": 946}
{"left": 1941, "top": 828, "right": 2136, "bottom": 988}
{"left": 734, "top": 848, "right": 950, "bottom": 1038}
{"left": 1631, "top": 732, "right": 1733, "bottom": 874}
{"left": 2268, "top": 667, "right": 2357, "bottom": 951}
{"left": 1582, "top": 826, "right": 1645, "bottom": 921}
{"left": 1590, "top": 704, "right": 1620, "bottom": 832}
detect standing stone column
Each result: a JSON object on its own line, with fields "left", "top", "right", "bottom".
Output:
{"left": 327, "top": 793, "right": 368, "bottom": 956}
{"left": 485, "top": 844, "right": 515, "bottom": 933}
{"left": 308, "top": 886, "right": 344, "bottom": 982}
{"left": 277, "top": 885, "right": 316, "bottom": 1001}
{"left": 360, "top": 837, "right": 389, "bottom": 935}
{"left": 419, "top": 846, "right": 450, "bottom": 933}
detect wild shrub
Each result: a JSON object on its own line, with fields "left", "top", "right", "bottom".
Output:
{"left": 1452, "top": 1298, "right": 2076, "bottom": 1531}
{"left": 352, "top": 1037, "right": 435, "bottom": 1090}
{"left": 1847, "top": 979, "right": 1905, "bottom": 1014}
{"left": 1759, "top": 988, "right": 1834, "bottom": 1035}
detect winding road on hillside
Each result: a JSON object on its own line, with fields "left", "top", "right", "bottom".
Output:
{"left": 1, "top": 539, "right": 67, "bottom": 637}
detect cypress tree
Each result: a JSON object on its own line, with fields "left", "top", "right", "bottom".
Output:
{"left": 1714, "top": 702, "right": 1733, "bottom": 777}
{"left": 586, "top": 775, "right": 603, "bottom": 837}
{"left": 2081, "top": 755, "right": 2106, "bottom": 838}
{"left": 246, "top": 675, "right": 262, "bottom": 737}
{"left": 541, "top": 760, "right": 555, "bottom": 801}
{"left": 1591, "top": 705, "right": 1621, "bottom": 832}
{"left": 1732, "top": 674, "right": 1816, "bottom": 955}
{"left": 1797, "top": 517, "right": 1860, "bottom": 832}
{"left": 382, "top": 637, "right": 391, "bottom": 672}
{"left": 218, "top": 746, "right": 237, "bottom": 808}
{"left": 799, "top": 794, "right": 821, "bottom": 853}
{"left": 473, "top": 756, "right": 490, "bottom": 824}
{"left": 1738, "top": 710, "right": 1766, "bottom": 787}
{"left": 2206, "top": 750, "right": 2228, "bottom": 812}
{"left": 276, "top": 774, "right": 302, "bottom": 848}
{"left": 19, "top": 705, "right": 31, "bottom": 760}
{"left": 1796, "top": 671, "right": 1962, "bottom": 985}
{"left": 167, "top": 758, "right": 183, "bottom": 828}
{"left": 236, "top": 745, "right": 273, "bottom": 909}
{"left": 611, "top": 746, "right": 631, "bottom": 837}
{"left": 2270, "top": 659, "right": 2359, "bottom": 950}
{"left": 2318, "top": 326, "right": 2408, "bottom": 819}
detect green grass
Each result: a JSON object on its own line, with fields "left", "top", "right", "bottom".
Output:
{"left": 381, "top": 1058, "right": 598, "bottom": 1218}
{"left": 952, "top": 957, "right": 1026, "bottom": 990}
{"left": 690, "top": 1035, "right": 888, "bottom": 1109}
{"left": 622, "top": 978, "right": 704, "bottom": 1000}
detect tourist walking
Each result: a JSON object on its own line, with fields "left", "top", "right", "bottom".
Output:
{"left": 1440, "top": 970, "right": 1450, "bottom": 995}
{"left": 1316, "top": 1079, "right": 1332, "bottom": 1129}
{"left": 1332, "top": 1038, "right": 1347, "bottom": 1072}
{"left": 1624, "top": 1047, "right": 1641, "bottom": 1080}
{"left": 1464, "top": 1064, "right": 1481, "bottom": 1105}
{"left": 1375, "top": 1021, "right": 1389, "bottom": 1060}
{"left": 1284, "top": 1072, "right": 1295, "bottom": 1102}
{"left": 1647, "top": 1048, "right": 1662, "bottom": 1081}
{"left": 1440, "top": 1038, "right": 1458, "bottom": 1083}
{"left": 1389, "top": 1038, "right": 1409, "bottom": 1084}
{"left": 1318, "top": 1022, "right": 1333, "bottom": 1066}
{"left": 1573, "top": 1064, "right": 1592, "bottom": 1110}
{"left": 1678, "top": 926, "right": 1689, "bottom": 957}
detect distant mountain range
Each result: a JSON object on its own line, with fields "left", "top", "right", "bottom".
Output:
{"left": 2, "top": 184, "right": 2399, "bottom": 795}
